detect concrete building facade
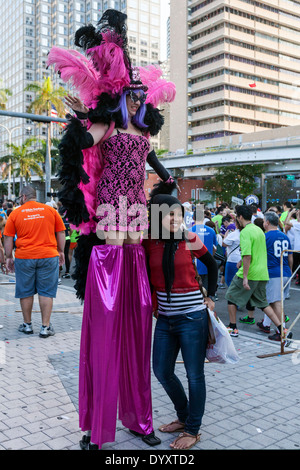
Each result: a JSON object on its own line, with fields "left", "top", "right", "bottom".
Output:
{"left": 169, "top": 0, "right": 300, "bottom": 154}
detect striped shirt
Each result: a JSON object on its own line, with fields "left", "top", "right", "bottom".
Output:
{"left": 156, "top": 289, "right": 206, "bottom": 316}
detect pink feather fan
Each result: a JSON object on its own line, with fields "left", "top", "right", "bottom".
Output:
{"left": 139, "top": 65, "right": 176, "bottom": 108}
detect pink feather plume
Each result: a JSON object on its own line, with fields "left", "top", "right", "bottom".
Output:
{"left": 139, "top": 65, "right": 176, "bottom": 108}
{"left": 47, "top": 47, "right": 101, "bottom": 106}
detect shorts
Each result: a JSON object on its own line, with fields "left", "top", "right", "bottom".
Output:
{"left": 14, "top": 257, "right": 59, "bottom": 299}
{"left": 266, "top": 277, "right": 289, "bottom": 304}
{"left": 225, "top": 275, "right": 268, "bottom": 310}
{"left": 225, "top": 261, "right": 239, "bottom": 287}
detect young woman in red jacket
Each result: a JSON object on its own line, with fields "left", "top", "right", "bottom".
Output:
{"left": 143, "top": 182, "right": 218, "bottom": 450}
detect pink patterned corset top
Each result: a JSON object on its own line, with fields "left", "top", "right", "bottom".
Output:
{"left": 96, "top": 132, "right": 150, "bottom": 208}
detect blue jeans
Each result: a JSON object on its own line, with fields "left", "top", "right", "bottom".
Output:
{"left": 153, "top": 309, "right": 208, "bottom": 436}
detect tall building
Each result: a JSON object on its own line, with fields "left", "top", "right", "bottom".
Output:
{"left": 170, "top": 0, "right": 300, "bottom": 153}
{"left": 0, "top": 0, "right": 163, "bottom": 160}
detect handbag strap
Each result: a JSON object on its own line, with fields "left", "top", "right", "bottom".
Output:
{"left": 227, "top": 243, "right": 240, "bottom": 258}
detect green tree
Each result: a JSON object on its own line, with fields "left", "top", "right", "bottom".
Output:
{"left": 204, "top": 164, "right": 265, "bottom": 204}
{"left": 0, "top": 137, "right": 44, "bottom": 191}
{"left": 0, "top": 78, "right": 12, "bottom": 109}
{"left": 25, "top": 77, "right": 66, "bottom": 199}
{"left": 33, "top": 137, "right": 61, "bottom": 175}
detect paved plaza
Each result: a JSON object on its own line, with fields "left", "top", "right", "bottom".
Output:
{"left": 0, "top": 272, "right": 299, "bottom": 451}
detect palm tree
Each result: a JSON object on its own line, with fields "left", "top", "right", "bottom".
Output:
{"left": 0, "top": 137, "right": 44, "bottom": 192}
{"left": 34, "top": 137, "right": 61, "bottom": 175}
{"left": 25, "top": 77, "right": 66, "bottom": 199}
{"left": 0, "top": 78, "right": 12, "bottom": 110}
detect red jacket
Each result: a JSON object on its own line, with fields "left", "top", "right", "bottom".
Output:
{"left": 142, "top": 232, "right": 207, "bottom": 295}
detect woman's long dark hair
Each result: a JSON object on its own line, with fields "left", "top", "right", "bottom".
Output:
{"left": 147, "top": 180, "right": 186, "bottom": 302}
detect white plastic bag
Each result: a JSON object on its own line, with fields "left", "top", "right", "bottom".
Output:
{"left": 206, "top": 309, "right": 240, "bottom": 364}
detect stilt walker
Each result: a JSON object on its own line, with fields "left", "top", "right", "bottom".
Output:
{"left": 47, "top": 9, "right": 176, "bottom": 449}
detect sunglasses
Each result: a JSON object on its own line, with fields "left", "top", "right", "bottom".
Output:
{"left": 128, "top": 90, "right": 147, "bottom": 105}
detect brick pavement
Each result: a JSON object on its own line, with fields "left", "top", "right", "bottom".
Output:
{"left": 0, "top": 272, "right": 300, "bottom": 451}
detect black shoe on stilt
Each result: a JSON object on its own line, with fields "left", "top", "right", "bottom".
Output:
{"left": 129, "top": 429, "right": 161, "bottom": 446}
{"left": 79, "top": 434, "right": 99, "bottom": 450}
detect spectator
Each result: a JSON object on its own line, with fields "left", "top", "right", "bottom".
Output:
{"left": 256, "top": 211, "right": 293, "bottom": 340}
{"left": 280, "top": 201, "right": 292, "bottom": 223}
{"left": 250, "top": 203, "right": 264, "bottom": 223}
{"left": 225, "top": 205, "right": 286, "bottom": 339}
{"left": 253, "top": 217, "right": 265, "bottom": 232}
{"left": 0, "top": 230, "right": 7, "bottom": 274}
{"left": 222, "top": 221, "right": 241, "bottom": 288}
{"left": 191, "top": 208, "right": 217, "bottom": 294}
{"left": 182, "top": 202, "right": 194, "bottom": 229}
{"left": 3, "top": 186, "right": 66, "bottom": 338}
{"left": 67, "top": 229, "right": 80, "bottom": 276}
{"left": 220, "top": 215, "right": 236, "bottom": 238}
{"left": 212, "top": 205, "right": 228, "bottom": 233}
{"left": 0, "top": 201, "right": 7, "bottom": 218}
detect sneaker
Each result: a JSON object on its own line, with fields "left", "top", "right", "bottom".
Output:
{"left": 227, "top": 327, "right": 238, "bottom": 337}
{"left": 58, "top": 278, "right": 62, "bottom": 285}
{"left": 239, "top": 315, "right": 255, "bottom": 325}
{"left": 39, "top": 323, "right": 55, "bottom": 338}
{"left": 268, "top": 330, "right": 292, "bottom": 345}
{"left": 257, "top": 321, "right": 270, "bottom": 334}
{"left": 62, "top": 273, "right": 71, "bottom": 279}
{"left": 18, "top": 322, "right": 33, "bottom": 335}
{"left": 218, "top": 283, "right": 225, "bottom": 289}
{"left": 285, "top": 315, "right": 290, "bottom": 323}
{"left": 230, "top": 328, "right": 239, "bottom": 337}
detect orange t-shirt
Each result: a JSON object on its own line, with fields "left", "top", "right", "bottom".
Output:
{"left": 4, "top": 201, "right": 65, "bottom": 259}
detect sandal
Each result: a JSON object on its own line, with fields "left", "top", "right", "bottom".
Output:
{"left": 129, "top": 429, "right": 161, "bottom": 446}
{"left": 158, "top": 420, "right": 185, "bottom": 433}
{"left": 170, "top": 432, "right": 201, "bottom": 450}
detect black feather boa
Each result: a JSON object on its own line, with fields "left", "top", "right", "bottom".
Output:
{"left": 57, "top": 117, "right": 91, "bottom": 227}
{"left": 72, "top": 232, "right": 105, "bottom": 301}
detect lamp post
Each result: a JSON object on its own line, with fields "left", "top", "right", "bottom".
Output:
{"left": 0, "top": 124, "right": 22, "bottom": 199}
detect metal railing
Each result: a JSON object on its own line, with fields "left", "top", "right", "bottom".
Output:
{"left": 258, "top": 249, "right": 300, "bottom": 359}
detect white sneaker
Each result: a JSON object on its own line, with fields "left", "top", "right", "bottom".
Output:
{"left": 18, "top": 323, "right": 33, "bottom": 334}
{"left": 39, "top": 323, "right": 55, "bottom": 338}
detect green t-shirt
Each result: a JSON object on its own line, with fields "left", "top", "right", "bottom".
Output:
{"left": 280, "top": 211, "right": 288, "bottom": 222}
{"left": 236, "top": 223, "right": 269, "bottom": 281}
{"left": 212, "top": 214, "right": 222, "bottom": 233}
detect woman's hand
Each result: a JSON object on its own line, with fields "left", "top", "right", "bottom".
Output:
{"left": 153, "top": 310, "right": 159, "bottom": 319}
{"left": 204, "top": 296, "right": 215, "bottom": 312}
{"left": 65, "top": 95, "right": 89, "bottom": 115}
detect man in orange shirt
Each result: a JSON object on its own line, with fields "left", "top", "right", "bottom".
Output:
{"left": 4, "top": 186, "right": 66, "bottom": 338}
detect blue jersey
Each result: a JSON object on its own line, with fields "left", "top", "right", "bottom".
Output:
{"left": 265, "top": 230, "right": 292, "bottom": 278}
{"left": 191, "top": 224, "right": 217, "bottom": 274}
{"left": 185, "top": 211, "right": 194, "bottom": 229}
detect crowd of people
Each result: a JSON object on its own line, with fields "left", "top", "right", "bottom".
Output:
{"left": 190, "top": 200, "right": 299, "bottom": 341}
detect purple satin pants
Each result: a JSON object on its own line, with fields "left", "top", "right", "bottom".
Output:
{"left": 78, "top": 244, "right": 154, "bottom": 448}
